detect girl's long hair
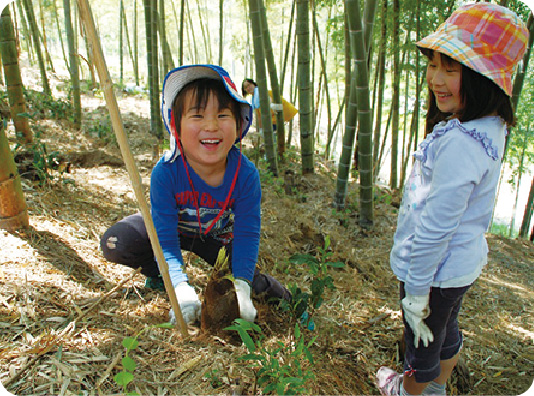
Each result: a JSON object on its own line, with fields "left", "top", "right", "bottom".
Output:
{"left": 421, "top": 48, "right": 516, "bottom": 137}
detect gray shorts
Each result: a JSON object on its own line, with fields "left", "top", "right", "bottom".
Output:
{"left": 400, "top": 282, "right": 472, "bottom": 383}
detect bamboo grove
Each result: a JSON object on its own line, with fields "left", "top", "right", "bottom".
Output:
{"left": 1, "top": 0, "right": 533, "bottom": 237}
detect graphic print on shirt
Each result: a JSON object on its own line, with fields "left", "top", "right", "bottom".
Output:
{"left": 175, "top": 190, "right": 235, "bottom": 244}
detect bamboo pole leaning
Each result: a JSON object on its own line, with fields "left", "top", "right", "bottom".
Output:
{"left": 76, "top": 0, "right": 188, "bottom": 338}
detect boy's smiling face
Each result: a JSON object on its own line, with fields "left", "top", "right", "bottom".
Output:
{"left": 179, "top": 89, "right": 237, "bottom": 181}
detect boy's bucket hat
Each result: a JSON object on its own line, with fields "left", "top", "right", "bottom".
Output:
{"left": 161, "top": 65, "right": 253, "bottom": 161}
{"left": 416, "top": 2, "right": 529, "bottom": 96}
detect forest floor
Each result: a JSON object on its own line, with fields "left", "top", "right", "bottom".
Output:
{"left": 1, "top": 74, "right": 534, "bottom": 396}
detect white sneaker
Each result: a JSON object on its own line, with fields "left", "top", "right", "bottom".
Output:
{"left": 376, "top": 366, "right": 402, "bottom": 396}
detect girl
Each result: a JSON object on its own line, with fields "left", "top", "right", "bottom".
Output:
{"left": 376, "top": 3, "right": 528, "bottom": 396}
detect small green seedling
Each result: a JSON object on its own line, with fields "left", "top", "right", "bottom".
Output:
{"left": 225, "top": 319, "right": 316, "bottom": 395}
{"left": 281, "top": 235, "right": 345, "bottom": 329}
{"left": 113, "top": 322, "right": 174, "bottom": 395}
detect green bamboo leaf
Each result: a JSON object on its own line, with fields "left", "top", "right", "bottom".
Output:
{"left": 282, "top": 377, "right": 304, "bottom": 385}
{"left": 113, "top": 370, "right": 134, "bottom": 387}
{"left": 155, "top": 322, "right": 174, "bottom": 329}
{"left": 289, "top": 254, "right": 318, "bottom": 265}
{"left": 237, "top": 328, "right": 256, "bottom": 353}
{"left": 305, "top": 348, "right": 314, "bottom": 365}
{"left": 223, "top": 324, "right": 239, "bottom": 332}
{"left": 294, "top": 322, "right": 301, "bottom": 339}
{"left": 122, "top": 356, "right": 136, "bottom": 372}
{"left": 324, "top": 235, "right": 331, "bottom": 249}
{"left": 263, "top": 383, "right": 277, "bottom": 394}
{"left": 238, "top": 353, "right": 266, "bottom": 362}
{"left": 122, "top": 337, "right": 139, "bottom": 350}
{"left": 328, "top": 261, "right": 345, "bottom": 268}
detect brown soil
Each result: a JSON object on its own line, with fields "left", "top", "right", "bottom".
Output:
{"left": 1, "top": 84, "right": 533, "bottom": 396}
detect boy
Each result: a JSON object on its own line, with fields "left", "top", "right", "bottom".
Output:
{"left": 101, "top": 65, "right": 290, "bottom": 324}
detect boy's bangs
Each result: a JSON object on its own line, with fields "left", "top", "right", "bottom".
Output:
{"left": 184, "top": 79, "right": 236, "bottom": 113}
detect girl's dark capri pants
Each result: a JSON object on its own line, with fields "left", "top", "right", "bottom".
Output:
{"left": 400, "top": 281, "right": 472, "bottom": 383}
{"left": 100, "top": 212, "right": 291, "bottom": 301}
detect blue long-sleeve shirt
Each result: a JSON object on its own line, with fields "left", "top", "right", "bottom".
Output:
{"left": 150, "top": 146, "right": 261, "bottom": 287}
{"left": 390, "top": 116, "right": 506, "bottom": 296}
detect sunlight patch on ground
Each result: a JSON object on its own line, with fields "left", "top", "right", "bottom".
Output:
{"left": 480, "top": 274, "right": 534, "bottom": 298}
{"left": 0, "top": 230, "right": 36, "bottom": 265}
{"left": 504, "top": 323, "right": 534, "bottom": 342}
{"left": 71, "top": 167, "right": 150, "bottom": 203}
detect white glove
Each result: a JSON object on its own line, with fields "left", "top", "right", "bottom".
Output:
{"left": 234, "top": 279, "right": 257, "bottom": 322}
{"left": 401, "top": 293, "right": 434, "bottom": 348}
{"left": 169, "top": 282, "right": 201, "bottom": 325}
{"left": 270, "top": 103, "right": 283, "bottom": 111}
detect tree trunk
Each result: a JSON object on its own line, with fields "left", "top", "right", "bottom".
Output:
{"left": 297, "top": 0, "right": 313, "bottom": 174}
{"left": 259, "top": 0, "right": 285, "bottom": 159}
{"left": 312, "top": 2, "right": 331, "bottom": 160}
{"left": 159, "top": 0, "right": 173, "bottom": 73}
{"left": 280, "top": 0, "right": 296, "bottom": 93}
{"left": 509, "top": 126, "right": 530, "bottom": 237}
{"left": 179, "top": 0, "right": 185, "bottom": 65}
{"left": 22, "top": 0, "right": 50, "bottom": 94}
{"left": 0, "top": 118, "right": 29, "bottom": 231}
{"left": 511, "top": 14, "right": 533, "bottom": 114}
{"left": 400, "top": 71, "right": 425, "bottom": 190}
{"left": 520, "top": 175, "right": 534, "bottom": 240}
{"left": 134, "top": 0, "right": 139, "bottom": 85}
{"left": 390, "top": 0, "right": 400, "bottom": 190}
{"left": 373, "top": 0, "right": 387, "bottom": 181}
{"left": 120, "top": 0, "right": 124, "bottom": 85}
{"left": 185, "top": 1, "right": 197, "bottom": 63}
{"left": 16, "top": 0, "right": 34, "bottom": 64}
{"left": 51, "top": 0, "right": 69, "bottom": 71}
{"left": 334, "top": 5, "right": 357, "bottom": 209}
{"left": 248, "top": 0, "right": 278, "bottom": 176}
{"left": 287, "top": 27, "right": 298, "bottom": 147}
{"left": 63, "top": 0, "right": 81, "bottom": 129}
{"left": 218, "top": 0, "right": 223, "bottom": 65}
{"left": 0, "top": 5, "right": 32, "bottom": 143}
{"left": 38, "top": 0, "right": 55, "bottom": 73}
{"left": 144, "top": 0, "right": 162, "bottom": 138}
{"left": 121, "top": 0, "right": 137, "bottom": 85}
{"left": 347, "top": 0, "right": 375, "bottom": 227}
{"left": 413, "top": 0, "right": 421, "bottom": 150}
{"left": 196, "top": 0, "right": 211, "bottom": 63}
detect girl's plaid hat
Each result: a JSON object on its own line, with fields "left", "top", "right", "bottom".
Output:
{"left": 416, "top": 2, "right": 529, "bottom": 97}
{"left": 161, "top": 64, "right": 252, "bottom": 150}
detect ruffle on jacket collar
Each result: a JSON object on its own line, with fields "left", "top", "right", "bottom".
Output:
{"left": 414, "top": 118, "right": 501, "bottom": 163}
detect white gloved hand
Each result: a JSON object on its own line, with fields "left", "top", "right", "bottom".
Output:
{"left": 169, "top": 282, "right": 201, "bottom": 325}
{"left": 234, "top": 278, "right": 257, "bottom": 322}
{"left": 270, "top": 103, "right": 283, "bottom": 111}
{"left": 401, "top": 293, "right": 434, "bottom": 348}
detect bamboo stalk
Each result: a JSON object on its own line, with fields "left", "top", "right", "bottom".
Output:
{"left": 75, "top": 0, "right": 188, "bottom": 338}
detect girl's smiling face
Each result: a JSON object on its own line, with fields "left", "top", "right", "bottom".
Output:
{"left": 243, "top": 81, "right": 256, "bottom": 96}
{"left": 426, "top": 52, "right": 464, "bottom": 116}
{"left": 179, "top": 90, "right": 237, "bottom": 180}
